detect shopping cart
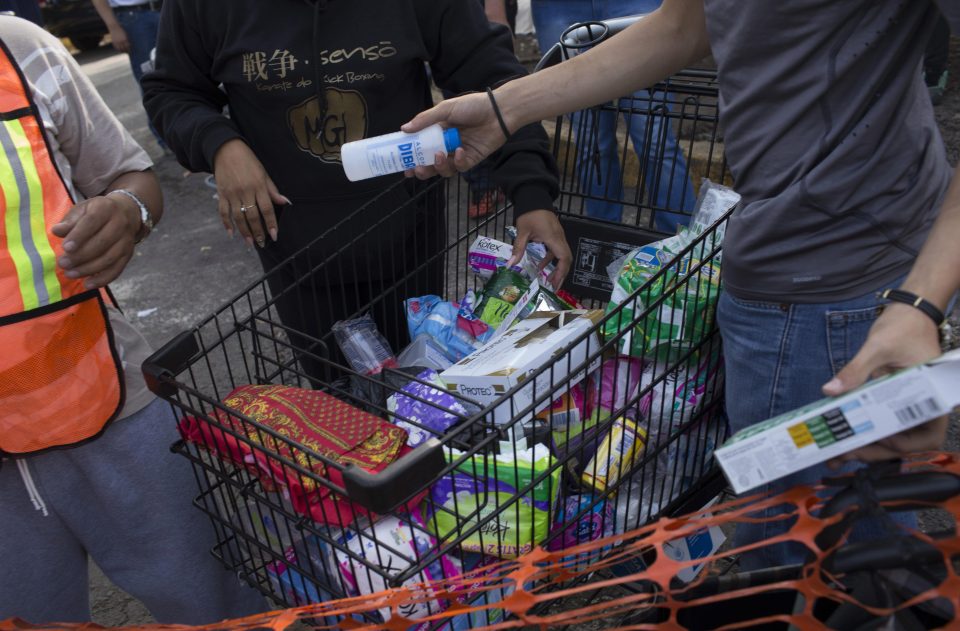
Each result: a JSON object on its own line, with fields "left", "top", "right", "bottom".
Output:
{"left": 142, "top": 16, "right": 732, "bottom": 626}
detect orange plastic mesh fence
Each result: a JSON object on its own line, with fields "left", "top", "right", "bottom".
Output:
{"left": 5, "top": 453, "right": 960, "bottom": 631}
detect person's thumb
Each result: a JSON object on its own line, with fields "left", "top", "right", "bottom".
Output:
{"left": 507, "top": 229, "right": 530, "bottom": 269}
{"left": 402, "top": 102, "right": 449, "bottom": 134}
{"left": 822, "top": 351, "right": 874, "bottom": 398}
{"left": 51, "top": 204, "right": 85, "bottom": 238}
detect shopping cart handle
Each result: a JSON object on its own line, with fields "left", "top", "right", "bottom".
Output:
{"left": 342, "top": 438, "right": 446, "bottom": 514}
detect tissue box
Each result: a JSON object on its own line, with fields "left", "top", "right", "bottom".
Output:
{"left": 715, "top": 349, "right": 960, "bottom": 494}
{"left": 440, "top": 310, "right": 604, "bottom": 424}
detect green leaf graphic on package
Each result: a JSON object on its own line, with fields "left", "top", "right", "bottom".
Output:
{"left": 424, "top": 445, "right": 561, "bottom": 558}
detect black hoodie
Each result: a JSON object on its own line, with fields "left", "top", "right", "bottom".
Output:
{"left": 142, "top": 0, "right": 559, "bottom": 223}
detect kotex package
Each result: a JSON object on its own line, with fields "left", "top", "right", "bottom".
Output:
{"left": 581, "top": 417, "right": 648, "bottom": 493}
{"left": 406, "top": 295, "right": 482, "bottom": 362}
{"left": 547, "top": 494, "right": 614, "bottom": 551}
{"left": 387, "top": 369, "right": 472, "bottom": 448}
{"left": 468, "top": 234, "right": 546, "bottom": 286}
{"left": 424, "top": 443, "right": 562, "bottom": 558}
{"left": 602, "top": 180, "right": 738, "bottom": 358}
{"left": 334, "top": 513, "right": 462, "bottom": 622}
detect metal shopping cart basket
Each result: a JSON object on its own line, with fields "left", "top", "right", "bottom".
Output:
{"left": 141, "top": 16, "right": 732, "bottom": 627}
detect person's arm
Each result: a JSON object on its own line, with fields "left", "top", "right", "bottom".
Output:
{"left": 141, "top": 0, "right": 285, "bottom": 248}
{"left": 415, "top": 0, "right": 570, "bottom": 285}
{"left": 822, "top": 165, "right": 960, "bottom": 462}
{"left": 22, "top": 23, "right": 163, "bottom": 288}
{"left": 404, "top": 0, "right": 711, "bottom": 173}
{"left": 90, "top": 0, "right": 130, "bottom": 53}
{"left": 485, "top": 0, "right": 509, "bottom": 28}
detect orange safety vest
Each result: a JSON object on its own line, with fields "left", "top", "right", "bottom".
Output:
{"left": 0, "top": 38, "right": 124, "bottom": 454}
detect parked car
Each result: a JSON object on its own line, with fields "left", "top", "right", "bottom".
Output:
{"left": 38, "top": 0, "right": 107, "bottom": 51}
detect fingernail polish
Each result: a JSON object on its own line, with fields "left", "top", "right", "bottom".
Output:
{"left": 280, "top": 195, "right": 293, "bottom": 206}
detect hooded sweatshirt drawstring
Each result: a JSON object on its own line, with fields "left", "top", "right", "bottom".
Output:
{"left": 16, "top": 459, "right": 49, "bottom": 517}
{"left": 312, "top": 0, "right": 328, "bottom": 138}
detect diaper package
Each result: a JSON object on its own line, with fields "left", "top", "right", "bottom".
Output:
{"left": 425, "top": 443, "right": 561, "bottom": 558}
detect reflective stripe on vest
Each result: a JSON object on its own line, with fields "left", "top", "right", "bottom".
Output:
{"left": 0, "top": 37, "right": 123, "bottom": 454}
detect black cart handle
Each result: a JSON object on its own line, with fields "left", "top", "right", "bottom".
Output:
{"left": 534, "top": 14, "right": 649, "bottom": 71}
{"left": 342, "top": 438, "right": 447, "bottom": 514}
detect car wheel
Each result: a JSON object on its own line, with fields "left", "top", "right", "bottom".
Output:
{"left": 70, "top": 35, "right": 104, "bottom": 51}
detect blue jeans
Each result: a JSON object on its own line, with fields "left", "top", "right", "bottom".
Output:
{"left": 115, "top": 6, "right": 164, "bottom": 145}
{"left": 717, "top": 287, "right": 917, "bottom": 571}
{"left": 531, "top": 0, "right": 695, "bottom": 231}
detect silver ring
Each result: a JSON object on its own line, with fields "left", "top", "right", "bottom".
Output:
{"left": 239, "top": 204, "right": 255, "bottom": 213}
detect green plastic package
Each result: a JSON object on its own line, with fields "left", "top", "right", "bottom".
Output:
{"left": 424, "top": 444, "right": 561, "bottom": 558}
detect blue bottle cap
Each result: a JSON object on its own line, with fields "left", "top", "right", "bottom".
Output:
{"left": 443, "top": 127, "right": 461, "bottom": 152}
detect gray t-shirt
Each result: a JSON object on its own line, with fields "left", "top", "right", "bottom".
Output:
{"left": 704, "top": 1, "right": 959, "bottom": 302}
{"left": 3, "top": 18, "right": 156, "bottom": 418}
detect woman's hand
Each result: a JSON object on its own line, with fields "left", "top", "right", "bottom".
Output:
{"left": 212, "top": 139, "right": 291, "bottom": 247}
{"left": 509, "top": 209, "right": 572, "bottom": 289}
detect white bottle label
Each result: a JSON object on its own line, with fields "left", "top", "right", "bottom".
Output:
{"left": 366, "top": 139, "right": 425, "bottom": 177}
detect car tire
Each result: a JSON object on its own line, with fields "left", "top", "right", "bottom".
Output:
{"left": 70, "top": 35, "right": 104, "bottom": 51}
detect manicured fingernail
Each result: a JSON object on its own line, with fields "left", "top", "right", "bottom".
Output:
{"left": 63, "top": 241, "right": 77, "bottom": 252}
{"left": 269, "top": 228, "right": 278, "bottom": 242}
{"left": 280, "top": 195, "right": 293, "bottom": 206}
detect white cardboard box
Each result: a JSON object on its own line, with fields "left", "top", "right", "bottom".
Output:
{"left": 715, "top": 349, "right": 960, "bottom": 494}
{"left": 440, "top": 310, "right": 604, "bottom": 424}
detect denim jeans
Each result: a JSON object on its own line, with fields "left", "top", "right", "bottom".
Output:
{"left": 717, "top": 286, "right": 917, "bottom": 571}
{"left": 531, "top": 0, "right": 695, "bottom": 231}
{"left": 114, "top": 6, "right": 165, "bottom": 145}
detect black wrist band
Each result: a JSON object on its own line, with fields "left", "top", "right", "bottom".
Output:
{"left": 486, "top": 87, "right": 512, "bottom": 141}
{"left": 879, "top": 288, "right": 946, "bottom": 326}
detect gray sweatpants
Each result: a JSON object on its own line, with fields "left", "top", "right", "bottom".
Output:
{"left": 0, "top": 397, "right": 267, "bottom": 624}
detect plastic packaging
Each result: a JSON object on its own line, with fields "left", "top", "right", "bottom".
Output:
{"left": 474, "top": 267, "right": 532, "bottom": 328}
{"left": 331, "top": 314, "right": 397, "bottom": 375}
{"left": 341, "top": 124, "right": 461, "bottom": 181}
{"left": 397, "top": 333, "right": 453, "bottom": 371}
{"left": 581, "top": 417, "right": 648, "bottom": 492}
{"left": 425, "top": 443, "right": 561, "bottom": 558}
{"left": 387, "top": 369, "right": 470, "bottom": 448}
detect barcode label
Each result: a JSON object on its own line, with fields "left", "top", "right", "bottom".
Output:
{"left": 548, "top": 408, "right": 581, "bottom": 430}
{"left": 894, "top": 398, "right": 943, "bottom": 425}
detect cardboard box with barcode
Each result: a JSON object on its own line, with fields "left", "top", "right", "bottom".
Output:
{"left": 715, "top": 349, "right": 960, "bottom": 494}
{"left": 440, "top": 310, "right": 604, "bottom": 424}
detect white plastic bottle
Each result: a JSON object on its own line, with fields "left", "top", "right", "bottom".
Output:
{"left": 341, "top": 124, "right": 461, "bottom": 182}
